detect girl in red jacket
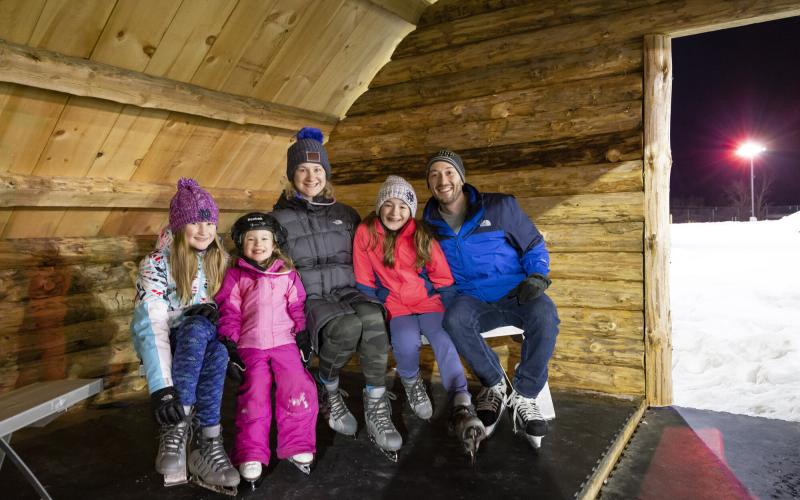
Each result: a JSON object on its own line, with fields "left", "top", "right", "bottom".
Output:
{"left": 353, "top": 176, "right": 486, "bottom": 459}
{"left": 215, "top": 213, "right": 317, "bottom": 485}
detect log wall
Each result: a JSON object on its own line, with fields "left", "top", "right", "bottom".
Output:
{"left": 327, "top": 0, "right": 800, "bottom": 397}
{"left": 0, "top": 236, "right": 155, "bottom": 400}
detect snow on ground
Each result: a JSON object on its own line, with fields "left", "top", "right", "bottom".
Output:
{"left": 671, "top": 212, "right": 800, "bottom": 422}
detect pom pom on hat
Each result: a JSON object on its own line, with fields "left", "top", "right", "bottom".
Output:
{"left": 168, "top": 177, "right": 219, "bottom": 232}
{"left": 287, "top": 126, "right": 331, "bottom": 181}
{"left": 296, "top": 127, "right": 324, "bottom": 143}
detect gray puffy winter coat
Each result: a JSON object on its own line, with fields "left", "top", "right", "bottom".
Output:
{"left": 272, "top": 194, "right": 381, "bottom": 347}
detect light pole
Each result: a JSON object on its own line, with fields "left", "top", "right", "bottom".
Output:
{"left": 735, "top": 141, "right": 766, "bottom": 221}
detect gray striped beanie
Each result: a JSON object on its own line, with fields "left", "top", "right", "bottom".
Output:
{"left": 426, "top": 149, "right": 465, "bottom": 182}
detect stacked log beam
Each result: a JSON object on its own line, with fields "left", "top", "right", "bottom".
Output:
{"left": 0, "top": 235, "right": 156, "bottom": 399}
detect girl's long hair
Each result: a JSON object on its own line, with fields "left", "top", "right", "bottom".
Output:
{"left": 169, "top": 229, "right": 228, "bottom": 305}
{"left": 363, "top": 213, "right": 433, "bottom": 269}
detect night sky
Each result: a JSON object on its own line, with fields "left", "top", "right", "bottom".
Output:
{"left": 670, "top": 16, "right": 800, "bottom": 206}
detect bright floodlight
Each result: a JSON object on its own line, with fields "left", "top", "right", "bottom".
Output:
{"left": 736, "top": 141, "right": 766, "bottom": 159}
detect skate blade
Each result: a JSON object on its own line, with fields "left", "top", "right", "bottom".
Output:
{"left": 244, "top": 478, "right": 261, "bottom": 491}
{"left": 163, "top": 470, "right": 188, "bottom": 487}
{"left": 525, "top": 435, "right": 543, "bottom": 449}
{"left": 190, "top": 476, "right": 238, "bottom": 497}
{"left": 462, "top": 427, "right": 485, "bottom": 464}
{"left": 368, "top": 435, "right": 399, "bottom": 463}
{"left": 289, "top": 459, "right": 313, "bottom": 475}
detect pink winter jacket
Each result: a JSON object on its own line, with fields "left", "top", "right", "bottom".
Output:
{"left": 215, "top": 258, "right": 306, "bottom": 350}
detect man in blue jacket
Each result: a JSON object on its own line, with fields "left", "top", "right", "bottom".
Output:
{"left": 422, "top": 149, "right": 559, "bottom": 449}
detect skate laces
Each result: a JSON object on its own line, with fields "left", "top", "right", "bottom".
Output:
{"left": 476, "top": 380, "right": 506, "bottom": 414}
{"left": 199, "top": 435, "right": 232, "bottom": 472}
{"left": 403, "top": 376, "right": 429, "bottom": 409}
{"left": 327, "top": 388, "right": 351, "bottom": 422}
{"left": 366, "top": 391, "right": 397, "bottom": 432}
{"left": 451, "top": 403, "right": 477, "bottom": 420}
{"left": 510, "top": 392, "right": 543, "bottom": 433}
{"left": 159, "top": 421, "right": 189, "bottom": 454}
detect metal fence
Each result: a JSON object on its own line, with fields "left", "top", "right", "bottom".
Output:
{"left": 670, "top": 205, "right": 800, "bottom": 223}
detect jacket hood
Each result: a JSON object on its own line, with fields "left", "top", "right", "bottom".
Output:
{"left": 236, "top": 257, "right": 290, "bottom": 275}
{"left": 156, "top": 227, "right": 174, "bottom": 252}
{"left": 274, "top": 191, "right": 335, "bottom": 212}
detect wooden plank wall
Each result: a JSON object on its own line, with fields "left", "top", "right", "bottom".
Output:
{"left": 0, "top": 0, "right": 415, "bottom": 239}
{"left": 327, "top": 0, "right": 800, "bottom": 397}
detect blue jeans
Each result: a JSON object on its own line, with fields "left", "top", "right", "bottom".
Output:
{"left": 171, "top": 315, "right": 228, "bottom": 427}
{"left": 443, "top": 294, "right": 559, "bottom": 398}
{"left": 389, "top": 312, "right": 468, "bottom": 396}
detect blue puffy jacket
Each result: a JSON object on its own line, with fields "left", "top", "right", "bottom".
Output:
{"left": 423, "top": 184, "right": 550, "bottom": 303}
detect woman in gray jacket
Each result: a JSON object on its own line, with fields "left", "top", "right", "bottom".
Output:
{"left": 272, "top": 127, "right": 401, "bottom": 461}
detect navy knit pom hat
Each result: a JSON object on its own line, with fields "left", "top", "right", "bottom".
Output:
{"left": 169, "top": 178, "right": 219, "bottom": 232}
{"left": 287, "top": 127, "right": 331, "bottom": 180}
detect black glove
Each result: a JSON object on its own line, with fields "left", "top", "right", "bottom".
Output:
{"left": 295, "top": 330, "right": 312, "bottom": 366}
{"left": 183, "top": 303, "right": 219, "bottom": 324}
{"left": 151, "top": 386, "right": 185, "bottom": 426}
{"left": 220, "top": 338, "right": 245, "bottom": 383}
{"left": 516, "top": 273, "right": 552, "bottom": 304}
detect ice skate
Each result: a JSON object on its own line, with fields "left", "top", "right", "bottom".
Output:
{"left": 448, "top": 403, "right": 486, "bottom": 464}
{"left": 401, "top": 373, "right": 433, "bottom": 420}
{"left": 475, "top": 378, "right": 508, "bottom": 437}
{"left": 155, "top": 419, "right": 191, "bottom": 487}
{"left": 509, "top": 390, "right": 548, "bottom": 449}
{"left": 288, "top": 452, "right": 314, "bottom": 475}
{"left": 188, "top": 432, "right": 240, "bottom": 496}
{"left": 238, "top": 461, "right": 262, "bottom": 490}
{"left": 363, "top": 390, "right": 403, "bottom": 462}
{"left": 320, "top": 386, "right": 358, "bottom": 437}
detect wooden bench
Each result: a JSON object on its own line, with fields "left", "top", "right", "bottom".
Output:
{"left": 0, "top": 378, "right": 103, "bottom": 500}
{"left": 421, "top": 325, "right": 555, "bottom": 420}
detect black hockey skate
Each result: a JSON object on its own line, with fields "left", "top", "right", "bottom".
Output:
{"left": 509, "top": 390, "right": 548, "bottom": 449}
{"left": 449, "top": 403, "right": 487, "bottom": 465}
{"left": 475, "top": 378, "right": 508, "bottom": 438}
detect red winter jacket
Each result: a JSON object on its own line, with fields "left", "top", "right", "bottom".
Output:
{"left": 353, "top": 218, "right": 454, "bottom": 319}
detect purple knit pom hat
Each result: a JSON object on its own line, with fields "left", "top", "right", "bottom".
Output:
{"left": 169, "top": 178, "right": 219, "bottom": 232}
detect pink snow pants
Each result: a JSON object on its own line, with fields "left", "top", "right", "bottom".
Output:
{"left": 231, "top": 343, "right": 318, "bottom": 466}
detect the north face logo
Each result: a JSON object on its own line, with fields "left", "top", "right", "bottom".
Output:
{"left": 306, "top": 151, "right": 321, "bottom": 162}
{"left": 480, "top": 219, "right": 492, "bottom": 227}
{"left": 199, "top": 208, "right": 211, "bottom": 219}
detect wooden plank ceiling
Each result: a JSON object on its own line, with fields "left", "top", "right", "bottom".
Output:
{"left": 0, "top": 0, "right": 429, "bottom": 238}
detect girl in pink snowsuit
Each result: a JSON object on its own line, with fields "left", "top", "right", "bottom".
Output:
{"left": 215, "top": 212, "right": 317, "bottom": 483}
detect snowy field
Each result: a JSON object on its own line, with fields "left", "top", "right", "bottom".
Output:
{"left": 671, "top": 212, "right": 800, "bottom": 422}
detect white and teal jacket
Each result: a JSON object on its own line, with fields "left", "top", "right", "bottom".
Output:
{"left": 130, "top": 228, "right": 216, "bottom": 394}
